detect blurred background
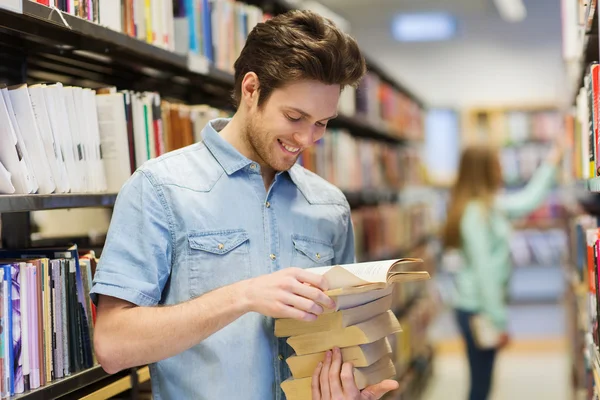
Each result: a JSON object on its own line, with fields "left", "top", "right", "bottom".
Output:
{"left": 0, "top": 0, "right": 597, "bottom": 399}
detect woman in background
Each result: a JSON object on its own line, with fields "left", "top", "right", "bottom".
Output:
{"left": 441, "top": 141, "right": 564, "bottom": 400}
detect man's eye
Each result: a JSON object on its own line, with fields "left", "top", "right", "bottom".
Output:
{"left": 316, "top": 122, "right": 327, "bottom": 128}
{"left": 286, "top": 114, "right": 301, "bottom": 122}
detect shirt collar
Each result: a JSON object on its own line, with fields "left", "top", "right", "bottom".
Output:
{"left": 202, "top": 118, "right": 253, "bottom": 175}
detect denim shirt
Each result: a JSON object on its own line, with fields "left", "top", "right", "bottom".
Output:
{"left": 90, "top": 118, "right": 356, "bottom": 400}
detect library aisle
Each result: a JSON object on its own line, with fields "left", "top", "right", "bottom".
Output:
{"left": 0, "top": 0, "right": 596, "bottom": 399}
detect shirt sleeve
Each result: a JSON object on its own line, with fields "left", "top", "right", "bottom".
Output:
{"left": 90, "top": 169, "right": 173, "bottom": 307}
{"left": 496, "top": 163, "right": 558, "bottom": 219}
{"left": 461, "top": 202, "right": 507, "bottom": 330}
{"left": 333, "top": 204, "right": 356, "bottom": 265}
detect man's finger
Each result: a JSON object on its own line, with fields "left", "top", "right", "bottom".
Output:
{"left": 281, "top": 291, "right": 324, "bottom": 316}
{"left": 293, "top": 269, "right": 330, "bottom": 292}
{"left": 361, "top": 380, "right": 400, "bottom": 400}
{"left": 292, "top": 280, "right": 336, "bottom": 310}
{"left": 276, "top": 302, "right": 317, "bottom": 322}
{"left": 311, "top": 361, "right": 323, "bottom": 400}
{"left": 328, "top": 348, "right": 344, "bottom": 397}
{"left": 320, "top": 350, "right": 332, "bottom": 400}
{"left": 340, "top": 361, "right": 359, "bottom": 397}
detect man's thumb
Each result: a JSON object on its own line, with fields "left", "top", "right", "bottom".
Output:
{"left": 361, "top": 380, "right": 400, "bottom": 400}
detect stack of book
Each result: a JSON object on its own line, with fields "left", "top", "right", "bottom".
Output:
{"left": 274, "top": 259, "right": 430, "bottom": 400}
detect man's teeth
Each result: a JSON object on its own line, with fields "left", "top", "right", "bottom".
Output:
{"left": 281, "top": 141, "right": 300, "bottom": 153}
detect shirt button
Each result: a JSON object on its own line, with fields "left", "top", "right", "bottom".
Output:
{"left": 250, "top": 163, "right": 257, "bottom": 169}
{"left": 316, "top": 253, "right": 321, "bottom": 260}
{"left": 218, "top": 243, "right": 224, "bottom": 250}
{"left": 266, "top": 201, "right": 271, "bottom": 208}
{"left": 270, "top": 254, "right": 276, "bottom": 260}
{"left": 278, "top": 354, "right": 284, "bottom": 361}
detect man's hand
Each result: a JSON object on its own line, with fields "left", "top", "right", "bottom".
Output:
{"left": 311, "top": 347, "right": 399, "bottom": 400}
{"left": 241, "top": 267, "right": 336, "bottom": 321}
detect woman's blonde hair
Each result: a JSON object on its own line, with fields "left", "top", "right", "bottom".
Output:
{"left": 442, "top": 144, "right": 503, "bottom": 249}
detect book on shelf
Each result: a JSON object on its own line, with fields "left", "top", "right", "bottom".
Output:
{"left": 0, "top": 245, "right": 99, "bottom": 397}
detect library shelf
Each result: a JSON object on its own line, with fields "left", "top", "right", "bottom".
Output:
{"left": 0, "top": 193, "right": 118, "bottom": 213}
{"left": 0, "top": 0, "right": 412, "bottom": 144}
{"left": 0, "top": 190, "right": 404, "bottom": 214}
{"left": 589, "top": 177, "right": 600, "bottom": 192}
{"left": 12, "top": 366, "right": 116, "bottom": 400}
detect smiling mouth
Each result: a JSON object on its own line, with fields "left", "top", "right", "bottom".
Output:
{"left": 278, "top": 139, "right": 300, "bottom": 154}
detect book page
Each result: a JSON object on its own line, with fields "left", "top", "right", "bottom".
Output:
{"left": 308, "top": 260, "right": 400, "bottom": 289}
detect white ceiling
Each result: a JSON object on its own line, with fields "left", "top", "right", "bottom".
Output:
{"left": 315, "top": 0, "right": 565, "bottom": 109}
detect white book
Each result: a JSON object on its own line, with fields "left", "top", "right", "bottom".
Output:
{"left": 99, "top": 0, "right": 122, "bottom": 32}
{"left": 66, "top": 87, "right": 92, "bottom": 192}
{"left": 132, "top": 93, "right": 149, "bottom": 168}
{"left": 8, "top": 84, "right": 56, "bottom": 194}
{"left": 0, "top": 86, "right": 38, "bottom": 193}
{"left": 96, "top": 92, "right": 132, "bottom": 193}
{"left": 28, "top": 84, "right": 70, "bottom": 193}
{"left": 164, "top": 0, "right": 175, "bottom": 51}
{"left": 0, "top": 92, "right": 31, "bottom": 193}
{"left": 85, "top": 89, "right": 107, "bottom": 192}
{"left": 45, "top": 83, "right": 80, "bottom": 192}
{"left": 0, "top": 161, "right": 15, "bottom": 194}
{"left": 62, "top": 87, "right": 86, "bottom": 192}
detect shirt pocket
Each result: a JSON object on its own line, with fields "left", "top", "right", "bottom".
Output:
{"left": 291, "top": 234, "right": 335, "bottom": 269}
{"left": 187, "top": 229, "right": 251, "bottom": 298}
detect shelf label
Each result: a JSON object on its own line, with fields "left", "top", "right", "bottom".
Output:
{"left": 0, "top": 0, "right": 22, "bottom": 14}
{"left": 187, "top": 53, "right": 209, "bottom": 75}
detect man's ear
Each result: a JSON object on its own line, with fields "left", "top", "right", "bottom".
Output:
{"left": 241, "top": 72, "right": 260, "bottom": 107}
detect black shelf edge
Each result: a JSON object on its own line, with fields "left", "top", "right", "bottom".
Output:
{"left": 342, "top": 189, "right": 399, "bottom": 208}
{"left": 0, "top": 193, "right": 118, "bottom": 212}
{"left": 12, "top": 365, "right": 116, "bottom": 400}
{"left": 330, "top": 114, "right": 405, "bottom": 143}
{"left": 0, "top": 189, "right": 403, "bottom": 213}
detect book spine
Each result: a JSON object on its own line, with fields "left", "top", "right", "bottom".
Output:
{"left": 11, "top": 265, "right": 22, "bottom": 395}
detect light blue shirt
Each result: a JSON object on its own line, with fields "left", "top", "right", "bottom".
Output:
{"left": 90, "top": 118, "right": 356, "bottom": 400}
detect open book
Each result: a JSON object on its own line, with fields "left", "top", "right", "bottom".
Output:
{"left": 307, "top": 258, "right": 430, "bottom": 296}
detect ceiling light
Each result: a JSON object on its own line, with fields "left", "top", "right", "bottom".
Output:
{"left": 493, "top": 0, "right": 527, "bottom": 22}
{"left": 392, "top": 13, "right": 457, "bottom": 42}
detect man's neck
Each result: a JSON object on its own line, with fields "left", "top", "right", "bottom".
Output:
{"left": 219, "top": 113, "right": 276, "bottom": 190}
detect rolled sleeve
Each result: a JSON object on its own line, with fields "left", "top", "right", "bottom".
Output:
{"left": 90, "top": 169, "right": 173, "bottom": 307}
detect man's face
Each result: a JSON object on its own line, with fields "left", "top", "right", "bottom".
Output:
{"left": 244, "top": 79, "right": 341, "bottom": 172}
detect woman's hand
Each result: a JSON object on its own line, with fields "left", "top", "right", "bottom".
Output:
{"left": 311, "top": 347, "right": 399, "bottom": 400}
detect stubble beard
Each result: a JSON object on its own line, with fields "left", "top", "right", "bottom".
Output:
{"left": 245, "top": 115, "right": 298, "bottom": 172}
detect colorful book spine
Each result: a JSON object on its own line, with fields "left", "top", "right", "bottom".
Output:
{"left": 2, "top": 265, "right": 12, "bottom": 397}
{"left": 11, "top": 264, "right": 23, "bottom": 394}
{"left": 27, "top": 266, "right": 39, "bottom": 390}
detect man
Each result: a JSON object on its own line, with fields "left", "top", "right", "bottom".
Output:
{"left": 90, "top": 9, "right": 398, "bottom": 400}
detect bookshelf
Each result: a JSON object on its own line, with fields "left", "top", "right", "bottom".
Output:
{"left": 0, "top": 0, "right": 438, "bottom": 398}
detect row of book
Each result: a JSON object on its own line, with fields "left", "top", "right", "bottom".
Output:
{"left": 0, "top": 82, "right": 424, "bottom": 196}
{"left": 297, "top": 130, "right": 423, "bottom": 192}
{"left": 572, "top": 63, "right": 599, "bottom": 179}
{"left": 0, "top": 246, "right": 97, "bottom": 397}
{"left": 32, "top": 0, "right": 424, "bottom": 140}
{"left": 500, "top": 144, "right": 553, "bottom": 184}
{"left": 501, "top": 110, "right": 563, "bottom": 145}
{"left": 351, "top": 203, "right": 432, "bottom": 263}
{"left": 509, "top": 229, "right": 568, "bottom": 268}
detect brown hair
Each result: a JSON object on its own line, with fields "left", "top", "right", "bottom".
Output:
{"left": 233, "top": 9, "right": 366, "bottom": 107}
{"left": 442, "top": 144, "right": 503, "bottom": 249}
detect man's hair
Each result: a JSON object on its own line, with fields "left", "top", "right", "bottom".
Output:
{"left": 233, "top": 9, "right": 367, "bottom": 107}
